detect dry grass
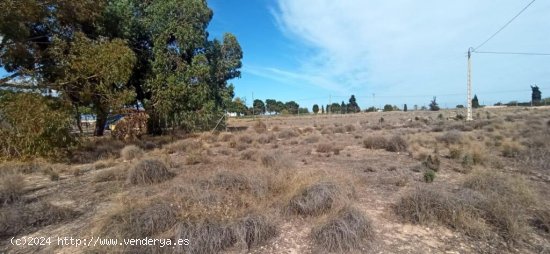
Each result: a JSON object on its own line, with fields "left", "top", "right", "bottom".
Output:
{"left": 0, "top": 172, "right": 25, "bottom": 205}
{"left": 120, "top": 145, "right": 144, "bottom": 161}
{"left": 240, "top": 150, "right": 257, "bottom": 161}
{"left": 316, "top": 143, "right": 342, "bottom": 155}
{"left": 395, "top": 186, "right": 489, "bottom": 238}
{"left": 286, "top": 182, "right": 347, "bottom": 217}
{"left": 185, "top": 151, "right": 210, "bottom": 165}
{"left": 253, "top": 120, "right": 268, "bottom": 134}
{"left": 363, "top": 136, "right": 388, "bottom": 150}
{"left": 260, "top": 151, "right": 293, "bottom": 170}
{"left": 311, "top": 206, "right": 373, "bottom": 253}
{"left": 127, "top": 159, "right": 175, "bottom": 185}
{"left": 1, "top": 201, "right": 80, "bottom": 238}
{"left": 436, "top": 131, "right": 463, "bottom": 145}
{"left": 257, "top": 134, "right": 276, "bottom": 144}
{"left": 278, "top": 129, "right": 299, "bottom": 139}
{"left": 171, "top": 214, "right": 277, "bottom": 254}
{"left": 396, "top": 169, "right": 541, "bottom": 242}
{"left": 93, "top": 166, "right": 128, "bottom": 183}
{"left": 385, "top": 135, "right": 408, "bottom": 152}
{"left": 164, "top": 139, "right": 203, "bottom": 154}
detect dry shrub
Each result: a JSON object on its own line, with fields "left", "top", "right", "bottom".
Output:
{"left": 271, "top": 125, "right": 280, "bottom": 132}
{"left": 449, "top": 146, "right": 463, "bottom": 159}
{"left": 397, "top": 170, "right": 540, "bottom": 242}
{"left": 185, "top": 151, "right": 210, "bottom": 165}
{"left": 98, "top": 201, "right": 178, "bottom": 254}
{"left": 253, "top": 120, "right": 267, "bottom": 134}
{"left": 532, "top": 208, "right": 550, "bottom": 234}
{"left": 257, "top": 134, "right": 276, "bottom": 144}
{"left": 333, "top": 126, "right": 346, "bottom": 134}
{"left": 395, "top": 187, "right": 489, "bottom": 238}
{"left": 93, "top": 166, "right": 128, "bottom": 183}
{"left": 240, "top": 150, "right": 257, "bottom": 161}
{"left": 220, "top": 133, "right": 234, "bottom": 142}
{"left": 463, "top": 170, "right": 536, "bottom": 241}
{"left": 311, "top": 206, "right": 373, "bottom": 253}
{"left": 385, "top": 135, "right": 408, "bottom": 152}
{"left": 321, "top": 127, "right": 333, "bottom": 135}
{"left": 363, "top": 136, "right": 388, "bottom": 150}
{"left": 304, "top": 135, "right": 320, "bottom": 144}
{"left": 172, "top": 214, "right": 277, "bottom": 254}
{"left": 436, "top": 131, "right": 463, "bottom": 145}
{"left": 303, "top": 127, "right": 314, "bottom": 133}
{"left": 0, "top": 172, "right": 25, "bottom": 205}
{"left": 71, "top": 138, "right": 125, "bottom": 163}
{"left": 316, "top": 143, "right": 332, "bottom": 153}
{"left": 212, "top": 171, "right": 252, "bottom": 192}
{"left": 344, "top": 124, "right": 356, "bottom": 132}
{"left": 120, "top": 145, "right": 144, "bottom": 161}
{"left": 260, "top": 151, "right": 293, "bottom": 170}
{"left": 286, "top": 182, "right": 346, "bottom": 217}
{"left": 1, "top": 201, "right": 80, "bottom": 238}
{"left": 127, "top": 159, "right": 175, "bottom": 185}
{"left": 93, "top": 159, "right": 117, "bottom": 170}
{"left": 423, "top": 155, "right": 440, "bottom": 171}
{"left": 164, "top": 139, "right": 203, "bottom": 154}
{"left": 500, "top": 141, "right": 522, "bottom": 158}
{"left": 278, "top": 129, "right": 299, "bottom": 139}
{"left": 462, "top": 143, "right": 488, "bottom": 166}
{"left": 238, "top": 134, "right": 254, "bottom": 144}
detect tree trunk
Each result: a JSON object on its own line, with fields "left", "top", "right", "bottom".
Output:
{"left": 147, "top": 110, "right": 163, "bottom": 135}
{"left": 94, "top": 109, "right": 108, "bottom": 136}
{"left": 74, "top": 104, "right": 83, "bottom": 134}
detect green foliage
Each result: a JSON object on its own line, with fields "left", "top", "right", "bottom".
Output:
{"left": 253, "top": 99, "right": 265, "bottom": 115}
{"left": 0, "top": 93, "right": 75, "bottom": 159}
{"left": 227, "top": 97, "right": 247, "bottom": 116}
{"left": 456, "top": 105, "right": 465, "bottom": 109}
{"left": 365, "top": 107, "right": 377, "bottom": 112}
{"left": 284, "top": 101, "right": 299, "bottom": 114}
{"left": 266, "top": 99, "right": 277, "bottom": 114}
{"left": 472, "top": 95, "right": 480, "bottom": 109}
{"left": 403, "top": 104, "right": 408, "bottom": 112}
{"left": 312, "top": 104, "right": 319, "bottom": 114}
{"left": 429, "top": 97, "right": 440, "bottom": 111}
{"left": 383, "top": 104, "right": 393, "bottom": 112}
{"left": 423, "top": 170, "right": 436, "bottom": 183}
{"left": 347, "top": 95, "right": 360, "bottom": 113}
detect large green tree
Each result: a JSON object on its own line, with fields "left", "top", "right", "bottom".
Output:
{"left": 312, "top": 104, "right": 319, "bottom": 114}
{"left": 347, "top": 95, "right": 360, "bottom": 113}
{"left": 265, "top": 99, "right": 277, "bottom": 114}
{"left": 0, "top": 0, "right": 243, "bottom": 136}
{"left": 253, "top": 99, "right": 266, "bottom": 115}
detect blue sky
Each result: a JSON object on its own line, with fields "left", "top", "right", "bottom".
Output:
{"left": 2, "top": 0, "right": 549, "bottom": 110}
{"left": 207, "top": 0, "right": 550, "bottom": 109}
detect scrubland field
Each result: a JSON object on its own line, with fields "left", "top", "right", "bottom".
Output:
{"left": 1, "top": 107, "right": 549, "bottom": 253}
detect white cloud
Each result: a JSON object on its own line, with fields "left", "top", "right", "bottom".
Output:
{"left": 271, "top": 0, "right": 550, "bottom": 104}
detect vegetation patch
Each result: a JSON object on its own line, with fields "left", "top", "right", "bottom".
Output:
{"left": 311, "top": 206, "right": 373, "bottom": 253}
{"left": 127, "top": 159, "right": 175, "bottom": 185}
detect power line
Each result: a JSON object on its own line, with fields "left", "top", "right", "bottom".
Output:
{"left": 474, "top": 51, "right": 550, "bottom": 56}
{"left": 474, "top": 0, "right": 536, "bottom": 51}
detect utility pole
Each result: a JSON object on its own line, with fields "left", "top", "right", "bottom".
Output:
{"left": 252, "top": 92, "right": 255, "bottom": 120}
{"left": 372, "top": 93, "right": 375, "bottom": 110}
{"left": 467, "top": 48, "right": 473, "bottom": 121}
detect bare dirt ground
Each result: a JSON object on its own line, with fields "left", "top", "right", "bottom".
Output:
{"left": 1, "top": 107, "right": 549, "bottom": 253}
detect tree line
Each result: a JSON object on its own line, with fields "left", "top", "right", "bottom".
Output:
{"left": 0, "top": 0, "right": 242, "bottom": 159}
